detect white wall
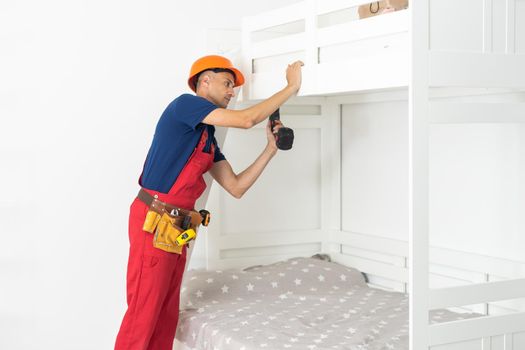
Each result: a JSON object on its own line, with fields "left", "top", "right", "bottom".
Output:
{"left": 0, "top": 1, "right": 299, "bottom": 349}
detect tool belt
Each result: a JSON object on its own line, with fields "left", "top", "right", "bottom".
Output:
{"left": 137, "top": 188, "right": 210, "bottom": 254}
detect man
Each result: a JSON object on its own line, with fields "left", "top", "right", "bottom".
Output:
{"left": 115, "top": 55, "right": 303, "bottom": 350}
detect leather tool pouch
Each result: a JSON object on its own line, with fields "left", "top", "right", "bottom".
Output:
{"left": 152, "top": 212, "right": 185, "bottom": 254}
{"left": 142, "top": 198, "right": 164, "bottom": 233}
{"left": 138, "top": 191, "right": 205, "bottom": 254}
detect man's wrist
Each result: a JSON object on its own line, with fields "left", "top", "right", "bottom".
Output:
{"left": 285, "top": 84, "right": 299, "bottom": 95}
{"left": 265, "top": 144, "right": 278, "bottom": 157}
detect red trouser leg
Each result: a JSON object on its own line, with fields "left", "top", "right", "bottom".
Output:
{"left": 115, "top": 199, "right": 186, "bottom": 350}
{"left": 146, "top": 251, "right": 186, "bottom": 350}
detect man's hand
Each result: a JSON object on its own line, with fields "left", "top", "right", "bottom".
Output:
{"left": 265, "top": 119, "right": 283, "bottom": 154}
{"left": 286, "top": 60, "right": 304, "bottom": 92}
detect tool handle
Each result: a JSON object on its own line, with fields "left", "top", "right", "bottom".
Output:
{"left": 269, "top": 109, "right": 280, "bottom": 132}
{"left": 269, "top": 108, "right": 294, "bottom": 150}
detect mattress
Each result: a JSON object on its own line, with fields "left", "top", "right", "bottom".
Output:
{"left": 176, "top": 257, "right": 478, "bottom": 350}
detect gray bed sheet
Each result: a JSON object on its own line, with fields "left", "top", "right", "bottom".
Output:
{"left": 176, "top": 257, "right": 478, "bottom": 350}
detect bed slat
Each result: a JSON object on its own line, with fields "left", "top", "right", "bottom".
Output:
{"left": 251, "top": 33, "right": 307, "bottom": 59}
{"left": 217, "top": 230, "right": 322, "bottom": 250}
{"left": 429, "top": 312, "right": 525, "bottom": 346}
{"left": 242, "top": 2, "right": 308, "bottom": 33}
{"left": 317, "top": 10, "right": 408, "bottom": 48}
{"left": 429, "top": 278, "right": 525, "bottom": 310}
{"left": 331, "top": 251, "right": 408, "bottom": 282}
{"left": 317, "top": 0, "right": 376, "bottom": 15}
{"left": 330, "top": 230, "right": 408, "bottom": 257}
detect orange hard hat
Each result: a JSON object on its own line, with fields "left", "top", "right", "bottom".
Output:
{"left": 188, "top": 55, "right": 245, "bottom": 92}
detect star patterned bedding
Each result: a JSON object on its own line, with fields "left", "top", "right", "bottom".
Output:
{"left": 176, "top": 257, "right": 478, "bottom": 350}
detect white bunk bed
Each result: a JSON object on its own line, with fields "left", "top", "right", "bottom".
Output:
{"left": 176, "top": 1, "right": 525, "bottom": 349}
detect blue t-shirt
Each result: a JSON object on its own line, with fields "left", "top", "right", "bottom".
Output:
{"left": 140, "top": 94, "right": 226, "bottom": 193}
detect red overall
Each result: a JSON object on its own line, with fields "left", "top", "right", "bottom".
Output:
{"left": 115, "top": 129, "right": 214, "bottom": 350}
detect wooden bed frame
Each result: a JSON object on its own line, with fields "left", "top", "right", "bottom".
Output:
{"left": 182, "top": 1, "right": 525, "bottom": 349}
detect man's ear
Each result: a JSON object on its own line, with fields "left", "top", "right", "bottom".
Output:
{"left": 201, "top": 74, "right": 211, "bottom": 87}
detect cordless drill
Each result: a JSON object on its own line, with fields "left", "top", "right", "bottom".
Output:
{"left": 269, "top": 109, "right": 294, "bottom": 150}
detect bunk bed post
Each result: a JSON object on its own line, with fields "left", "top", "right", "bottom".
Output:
{"left": 320, "top": 101, "right": 341, "bottom": 255}
{"left": 304, "top": 0, "right": 318, "bottom": 69}
{"left": 409, "top": 0, "right": 430, "bottom": 349}
{"left": 504, "top": 0, "right": 516, "bottom": 54}
{"left": 241, "top": 16, "right": 252, "bottom": 101}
